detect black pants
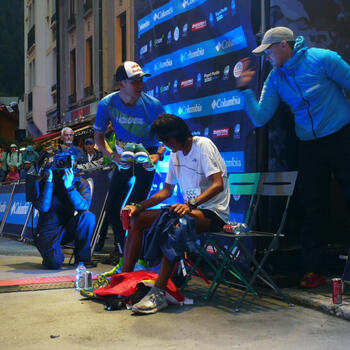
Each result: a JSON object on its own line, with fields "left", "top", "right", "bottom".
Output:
{"left": 99, "top": 163, "right": 155, "bottom": 251}
{"left": 299, "top": 124, "right": 350, "bottom": 276}
{"left": 34, "top": 211, "right": 95, "bottom": 269}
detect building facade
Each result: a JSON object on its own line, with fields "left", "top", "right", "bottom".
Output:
{"left": 24, "top": 0, "right": 135, "bottom": 139}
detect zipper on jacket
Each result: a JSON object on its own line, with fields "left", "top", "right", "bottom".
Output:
{"left": 290, "top": 70, "right": 317, "bottom": 139}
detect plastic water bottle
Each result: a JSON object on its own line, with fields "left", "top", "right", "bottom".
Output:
{"left": 75, "top": 262, "right": 87, "bottom": 291}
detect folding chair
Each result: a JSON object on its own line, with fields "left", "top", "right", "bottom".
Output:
{"left": 181, "top": 172, "right": 261, "bottom": 301}
{"left": 209, "top": 171, "right": 298, "bottom": 311}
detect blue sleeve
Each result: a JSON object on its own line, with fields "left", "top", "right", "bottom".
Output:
{"left": 321, "top": 50, "right": 350, "bottom": 92}
{"left": 241, "top": 72, "right": 281, "bottom": 127}
{"left": 94, "top": 99, "right": 110, "bottom": 133}
{"left": 67, "top": 178, "right": 92, "bottom": 211}
{"left": 33, "top": 181, "right": 53, "bottom": 213}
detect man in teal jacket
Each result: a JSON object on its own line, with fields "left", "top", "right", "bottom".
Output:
{"left": 238, "top": 26, "right": 350, "bottom": 288}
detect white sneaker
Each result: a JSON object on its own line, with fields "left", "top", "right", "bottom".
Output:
{"left": 132, "top": 286, "right": 168, "bottom": 314}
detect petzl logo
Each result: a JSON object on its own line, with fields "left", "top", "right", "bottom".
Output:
{"left": 222, "top": 151, "right": 244, "bottom": 173}
{"left": 213, "top": 128, "right": 229, "bottom": 138}
{"left": 180, "top": 79, "right": 194, "bottom": 88}
{"left": 191, "top": 20, "right": 207, "bottom": 31}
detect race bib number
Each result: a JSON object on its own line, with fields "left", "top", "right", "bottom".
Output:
{"left": 183, "top": 188, "right": 201, "bottom": 201}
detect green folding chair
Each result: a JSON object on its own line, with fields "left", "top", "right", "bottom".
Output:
{"left": 181, "top": 172, "right": 261, "bottom": 301}
{"left": 206, "top": 171, "right": 298, "bottom": 311}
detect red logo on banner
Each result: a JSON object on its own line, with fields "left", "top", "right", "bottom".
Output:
{"left": 213, "top": 128, "right": 229, "bottom": 138}
{"left": 191, "top": 20, "right": 207, "bottom": 32}
{"left": 180, "top": 79, "right": 194, "bottom": 88}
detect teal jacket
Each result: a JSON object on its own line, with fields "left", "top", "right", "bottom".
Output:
{"left": 242, "top": 36, "right": 350, "bottom": 140}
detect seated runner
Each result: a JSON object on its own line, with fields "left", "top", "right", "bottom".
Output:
{"left": 121, "top": 114, "right": 230, "bottom": 314}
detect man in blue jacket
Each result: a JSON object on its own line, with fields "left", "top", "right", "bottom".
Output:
{"left": 237, "top": 26, "right": 350, "bottom": 288}
{"left": 32, "top": 151, "right": 96, "bottom": 269}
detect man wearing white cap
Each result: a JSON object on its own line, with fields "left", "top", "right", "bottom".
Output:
{"left": 94, "top": 61, "right": 165, "bottom": 258}
{"left": 237, "top": 26, "right": 350, "bottom": 288}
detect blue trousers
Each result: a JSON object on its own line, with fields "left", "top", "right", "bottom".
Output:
{"left": 34, "top": 211, "right": 95, "bottom": 269}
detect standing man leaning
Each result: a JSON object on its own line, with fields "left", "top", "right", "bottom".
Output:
{"left": 94, "top": 61, "right": 165, "bottom": 258}
{"left": 237, "top": 26, "right": 350, "bottom": 288}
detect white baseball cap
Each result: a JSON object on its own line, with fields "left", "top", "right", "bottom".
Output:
{"left": 252, "top": 27, "right": 295, "bottom": 55}
{"left": 115, "top": 61, "right": 151, "bottom": 81}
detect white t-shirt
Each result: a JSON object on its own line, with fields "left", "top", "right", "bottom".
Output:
{"left": 166, "top": 136, "right": 230, "bottom": 222}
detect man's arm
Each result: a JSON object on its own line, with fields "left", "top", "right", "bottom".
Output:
{"left": 171, "top": 172, "right": 223, "bottom": 217}
{"left": 126, "top": 182, "right": 174, "bottom": 216}
{"left": 237, "top": 58, "right": 280, "bottom": 126}
{"left": 32, "top": 171, "right": 54, "bottom": 212}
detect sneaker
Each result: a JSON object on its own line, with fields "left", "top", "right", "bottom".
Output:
{"left": 120, "top": 143, "right": 136, "bottom": 162}
{"left": 134, "top": 143, "right": 149, "bottom": 163}
{"left": 132, "top": 286, "right": 168, "bottom": 314}
{"left": 300, "top": 272, "right": 326, "bottom": 288}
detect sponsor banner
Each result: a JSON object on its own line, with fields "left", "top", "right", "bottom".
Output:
{"left": 164, "top": 89, "right": 242, "bottom": 119}
{"left": 0, "top": 192, "right": 11, "bottom": 223}
{"left": 4, "top": 191, "right": 31, "bottom": 227}
{"left": 135, "top": 0, "right": 256, "bottom": 231}
{"left": 137, "top": 0, "right": 207, "bottom": 37}
{"left": 143, "top": 26, "right": 247, "bottom": 78}
{"left": 221, "top": 151, "right": 245, "bottom": 173}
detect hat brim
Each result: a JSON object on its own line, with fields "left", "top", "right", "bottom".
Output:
{"left": 252, "top": 43, "right": 272, "bottom": 55}
{"left": 128, "top": 72, "right": 151, "bottom": 80}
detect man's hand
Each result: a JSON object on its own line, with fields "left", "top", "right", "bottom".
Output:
{"left": 62, "top": 168, "right": 74, "bottom": 189}
{"left": 109, "top": 152, "right": 131, "bottom": 169}
{"left": 236, "top": 58, "right": 256, "bottom": 89}
{"left": 170, "top": 203, "right": 191, "bottom": 217}
{"left": 45, "top": 169, "right": 53, "bottom": 182}
{"left": 122, "top": 204, "right": 140, "bottom": 217}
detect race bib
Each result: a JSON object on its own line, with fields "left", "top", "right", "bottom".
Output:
{"left": 183, "top": 188, "right": 201, "bottom": 202}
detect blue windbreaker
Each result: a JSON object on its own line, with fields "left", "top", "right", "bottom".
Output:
{"left": 242, "top": 36, "right": 350, "bottom": 140}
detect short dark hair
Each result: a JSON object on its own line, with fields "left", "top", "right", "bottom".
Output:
{"left": 151, "top": 114, "right": 192, "bottom": 145}
{"left": 287, "top": 41, "right": 295, "bottom": 50}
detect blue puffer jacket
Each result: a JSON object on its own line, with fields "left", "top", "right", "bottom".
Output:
{"left": 242, "top": 36, "right": 350, "bottom": 140}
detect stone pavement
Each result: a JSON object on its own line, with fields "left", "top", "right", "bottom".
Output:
{"left": 0, "top": 235, "right": 349, "bottom": 321}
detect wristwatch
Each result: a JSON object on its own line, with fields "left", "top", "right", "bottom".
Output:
{"left": 188, "top": 198, "right": 198, "bottom": 211}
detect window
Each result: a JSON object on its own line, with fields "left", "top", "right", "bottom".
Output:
{"left": 69, "top": 49, "right": 76, "bottom": 103}
{"left": 116, "top": 12, "right": 126, "bottom": 67}
{"left": 85, "top": 37, "right": 93, "bottom": 96}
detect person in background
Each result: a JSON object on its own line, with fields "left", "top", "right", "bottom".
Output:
{"left": 93, "top": 61, "right": 165, "bottom": 259}
{"left": 32, "top": 152, "right": 96, "bottom": 269}
{"left": 60, "top": 127, "right": 86, "bottom": 164}
{"left": 22, "top": 145, "right": 39, "bottom": 164}
{"left": 5, "top": 165, "right": 20, "bottom": 182}
{"left": 6, "top": 144, "right": 22, "bottom": 170}
{"left": 20, "top": 161, "right": 32, "bottom": 180}
{"left": 237, "top": 26, "right": 350, "bottom": 288}
{"left": 0, "top": 145, "right": 7, "bottom": 173}
{"left": 0, "top": 161, "right": 6, "bottom": 182}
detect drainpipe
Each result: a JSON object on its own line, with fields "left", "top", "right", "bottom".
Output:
{"left": 98, "top": 0, "right": 103, "bottom": 99}
{"left": 56, "top": 0, "right": 60, "bottom": 126}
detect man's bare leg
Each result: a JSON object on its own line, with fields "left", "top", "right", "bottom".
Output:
{"left": 122, "top": 209, "right": 160, "bottom": 272}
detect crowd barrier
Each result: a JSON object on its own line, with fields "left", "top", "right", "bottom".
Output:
{"left": 0, "top": 168, "right": 112, "bottom": 243}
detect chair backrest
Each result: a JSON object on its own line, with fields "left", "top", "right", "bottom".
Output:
{"left": 252, "top": 171, "right": 298, "bottom": 235}
{"left": 228, "top": 172, "right": 261, "bottom": 225}
{"left": 257, "top": 171, "right": 298, "bottom": 197}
